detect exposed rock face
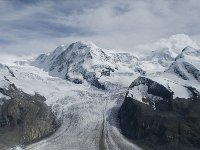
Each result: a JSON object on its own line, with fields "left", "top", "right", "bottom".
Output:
{"left": 0, "top": 84, "right": 58, "bottom": 149}
{"left": 134, "top": 68, "right": 146, "bottom": 75}
{"left": 119, "top": 77, "right": 200, "bottom": 150}
{"left": 126, "top": 77, "right": 174, "bottom": 110}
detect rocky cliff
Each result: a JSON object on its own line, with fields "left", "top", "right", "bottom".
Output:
{"left": 0, "top": 84, "right": 58, "bottom": 149}
{"left": 119, "top": 76, "right": 200, "bottom": 150}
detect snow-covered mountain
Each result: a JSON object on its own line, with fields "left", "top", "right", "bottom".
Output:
{"left": 136, "top": 34, "right": 199, "bottom": 57}
{"left": 32, "top": 41, "right": 139, "bottom": 90}
{"left": 137, "top": 34, "right": 200, "bottom": 70}
{"left": 32, "top": 34, "right": 200, "bottom": 90}
{"left": 0, "top": 34, "right": 200, "bottom": 150}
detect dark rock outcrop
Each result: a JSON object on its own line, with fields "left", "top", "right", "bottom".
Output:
{"left": 0, "top": 84, "right": 58, "bottom": 149}
{"left": 134, "top": 68, "right": 146, "bottom": 75}
{"left": 100, "top": 66, "right": 115, "bottom": 77}
{"left": 129, "top": 77, "right": 173, "bottom": 100}
{"left": 119, "top": 77, "right": 200, "bottom": 150}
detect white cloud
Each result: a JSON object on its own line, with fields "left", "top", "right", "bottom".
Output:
{"left": 0, "top": 0, "right": 200, "bottom": 55}
{"left": 134, "top": 34, "right": 199, "bottom": 56}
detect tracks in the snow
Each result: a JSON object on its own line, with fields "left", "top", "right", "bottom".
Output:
{"left": 24, "top": 90, "right": 142, "bottom": 150}
{"left": 99, "top": 115, "right": 106, "bottom": 150}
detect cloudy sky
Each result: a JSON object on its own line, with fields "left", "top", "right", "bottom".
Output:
{"left": 0, "top": 0, "right": 200, "bottom": 55}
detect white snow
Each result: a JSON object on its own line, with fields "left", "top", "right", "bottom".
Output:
{"left": 10, "top": 146, "right": 24, "bottom": 150}
{"left": 127, "top": 84, "right": 149, "bottom": 104}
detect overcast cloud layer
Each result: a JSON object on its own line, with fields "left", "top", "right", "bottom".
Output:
{"left": 0, "top": 0, "right": 200, "bottom": 55}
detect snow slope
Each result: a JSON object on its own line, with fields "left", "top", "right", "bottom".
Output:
{"left": 167, "top": 46, "right": 200, "bottom": 83}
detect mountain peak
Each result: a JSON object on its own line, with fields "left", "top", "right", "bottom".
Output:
{"left": 136, "top": 34, "right": 199, "bottom": 58}
{"left": 32, "top": 41, "right": 140, "bottom": 89}
{"left": 68, "top": 41, "right": 99, "bottom": 50}
{"left": 163, "top": 34, "right": 199, "bottom": 53}
{"left": 181, "top": 46, "right": 200, "bottom": 55}
{"left": 175, "top": 46, "right": 200, "bottom": 60}
{"left": 182, "top": 46, "right": 194, "bottom": 52}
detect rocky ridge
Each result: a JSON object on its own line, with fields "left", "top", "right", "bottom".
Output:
{"left": 0, "top": 66, "right": 58, "bottom": 150}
